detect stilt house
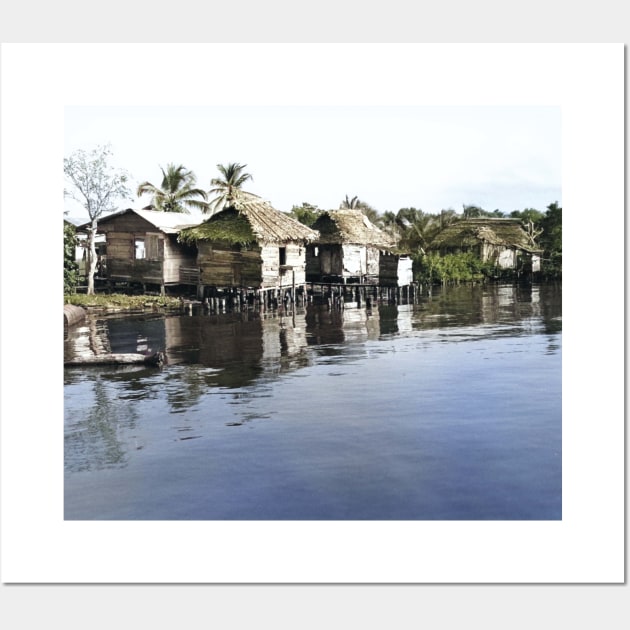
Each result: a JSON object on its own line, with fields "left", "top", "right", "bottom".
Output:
{"left": 77, "top": 208, "right": 202, "bottom": 293}
{"left": 178, "top": 195, "right": 319, "bottom": 301}
{"left": 306, "top": 208, "right": 413, "bottom": 286}
{"left": 429, "top": 218, "right": 542, "bottom": 274}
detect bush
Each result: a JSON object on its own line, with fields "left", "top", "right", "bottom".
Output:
{"left": 64, "top": 222, "right": 79, "bottom": 294}
{"left": 414, "top": 252, "right": 495, "bottom": 284}
{"left": 64, "top": 293, "right": 183, "bottom": 310}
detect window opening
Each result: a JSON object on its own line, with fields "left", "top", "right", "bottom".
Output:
{"left": 135, "top": 238, "right": 145, "bottom": 259}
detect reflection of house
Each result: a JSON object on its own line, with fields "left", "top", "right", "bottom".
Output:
{"left": 306, "top": 208, "right": 412, "bottom": 286}
{"left": 77, "top": 208, "right": 202, "bottom": 293}
{"left": 178, "top": 195, "right": 318, "bottom": 301}
{"left": 164, "top": 310, "right": 308, "bottom": 386}
{"left": 429, "top": 218, "right": 542, "bottom": 273}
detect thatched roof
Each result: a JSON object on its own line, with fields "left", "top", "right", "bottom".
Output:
{"left": 178, "top": 194, "right": 319, "bottom": 246}
{"left": 312, "top": 208, "right": 396, "bottom": 249}
{"left": 430, "top": 218, "right": 541, "bottom": 252}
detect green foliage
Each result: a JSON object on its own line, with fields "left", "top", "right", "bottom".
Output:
{"left": 463, "top": 204, "right": 506, "bottom": 218}
{"left": 64, "top": 293, "right": 182, "bottom": 310}
{"left": 178, "top": 209, "right": 256, "bottom": 246}
{"left": 392, "top": 207, "right": 441, "bottom": 254}
{"left": 539, "top": 202, "right": 562, "bottom": 279}
{"left": 64, "top": 221, "right": 79, "bottom": 294}
{"left": 510, "top": 208, "right": 545, "bottom": 224}
{"left": 414, "top": 252, "right": 495, "bottom": 284}
{"left": 137, "top": 163, "right": 208, "bottom": 213}
{"left": 208, "top": 163, "right": 254, "bottom": 214}
{"left": 289, "top": 202, "right": 322, "bottom": 227}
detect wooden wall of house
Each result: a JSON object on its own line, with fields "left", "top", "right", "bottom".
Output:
{"left": 340, "top": 245, "right": 380, "bottom": 278}
{"left": 497, "top": 248, "right": 517, "bottom": 269}
{"left": 96, "top": 211, "right": 197, "bottom": 285}
{"left": 379, "top": 251, "right": 412, "bottom": 286}
{"left": 305, "top": 245, "right": 320, "bottom": 280}
{"left": 260, "top": 243, "right": 307, "bottom": 288}
{"left": 306, "top": 244, "right": 344, "bottom": 280}
{"left": 378, "top": 251, "right": 397, "bottom": 286}
{"left": 307, "top": 244, "right": 396, "bottom": 283}
{"left": 163, "top": 235, "right": 196, "bottom": 284}
{"left": 197, "top": 242, "right": 309, "bottom": 290}
{"left": 365, "top": 247, "right": 379, "bottom": 276}
{"left": 397, "top": 256, "right": 413, "bottom": 286}
{"left": 105, "top": 229, "right": 160, "bottom": 282}
{"left": 532, "top": 254, "right": 541, "bottom": 273}
{"left": 341, "top": 244, "right": 365, "bottom": 276}
{"left": 104, "top": 230, "right": 134, "bottom": 262}
{"left": 98, "top": 213, "right": 154, "bottom": 235}
{"left": 197, "top": 241, "right": 263, "bottom": 288}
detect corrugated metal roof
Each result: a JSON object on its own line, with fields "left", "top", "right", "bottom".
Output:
{"left": 76, "top": 208, "right": 205, "bottom": 234}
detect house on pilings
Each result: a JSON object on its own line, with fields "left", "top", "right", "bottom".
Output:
{"left": 76, "top": 208, "right": 202, "bottom": 294}
{"left": 177, "top": 194, "right": 319, "bottom": 306}
{"left": 305, "top": 208, "right": 413, "bottom": 287}
{"left": 428, "top": 218, "right": 543, "bottom": 277}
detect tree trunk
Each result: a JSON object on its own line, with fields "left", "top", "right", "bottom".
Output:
{"left": 64, "top": 352, "right": 165, "bottom": 367}
{"left": 87, "top": 220, "right": 98, "bottom": 295}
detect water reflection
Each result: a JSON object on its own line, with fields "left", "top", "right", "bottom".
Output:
{"left": 64, "top": 283, "right": 562, "bottom": 389}
{"left": 64, "top": 378, "right": 133, "bottom": 473}
{"left": 65, "top": 283, "right": 562, "bottom": 484}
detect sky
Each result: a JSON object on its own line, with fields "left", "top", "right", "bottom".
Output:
{"left": 64, "top": 104, "right": 561, "bottom": 220}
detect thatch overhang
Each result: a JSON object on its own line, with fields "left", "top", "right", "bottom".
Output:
{"left": 430, "top": 218, "right": 542, "bottom": 253}
{"left": 178, "top": 195, "right": 319, "bottom": 247}
{"left": 312, "top": 208, "right": 397, "bottom": 250}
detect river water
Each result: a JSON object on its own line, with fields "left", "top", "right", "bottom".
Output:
{"left": 64, "top": 282, "right": 562, "bottom": 520}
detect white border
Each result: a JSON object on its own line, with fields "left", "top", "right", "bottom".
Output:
{"left": 1, "top": 43, "right": 624, "bottom": 583}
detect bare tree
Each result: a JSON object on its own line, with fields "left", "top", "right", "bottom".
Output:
{"left": 64, "top": 144, "right": 132, "bottom": 294}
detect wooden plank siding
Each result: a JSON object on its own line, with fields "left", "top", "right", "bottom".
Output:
{"left": 197, "top": 242, "right": 263, "bottom": 288}
{"left": 307, "top": 244, "right": 396, "bottom": 284}
{"left": 163, "top": 235, "right": 196, "bottom": 284}
{"left": 197, "top": 243, "right": 307, "bottom": 290}
{"left": 261, "top": 244, "right": 306, "bottom": 288}
{"left": 378, "top": 252, "right": 413, "bottom": 287}
{"left": 96, "top": 214, "right": 197, "bottom": 287}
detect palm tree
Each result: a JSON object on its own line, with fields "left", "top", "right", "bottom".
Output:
{"left": 137, "top": 164, "right": 208, "bottom": 213}
{"left": 207, "top": 162, "right": 254, "bottom": 214}
{"left": 341, "top": 194, "right": 361, "bottom": 209}
{"left": 380, "top": 210, "right": 401, "bottom": 240}
{"left": 395, "top": 208, "right": 439, "bottom": 255}
{"left": 437, "top": 208, "right": 459, "bottom": 230}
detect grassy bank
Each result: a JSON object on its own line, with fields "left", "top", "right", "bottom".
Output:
{"left": 64, "top": 293, "right": 184, "bottom": 312}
